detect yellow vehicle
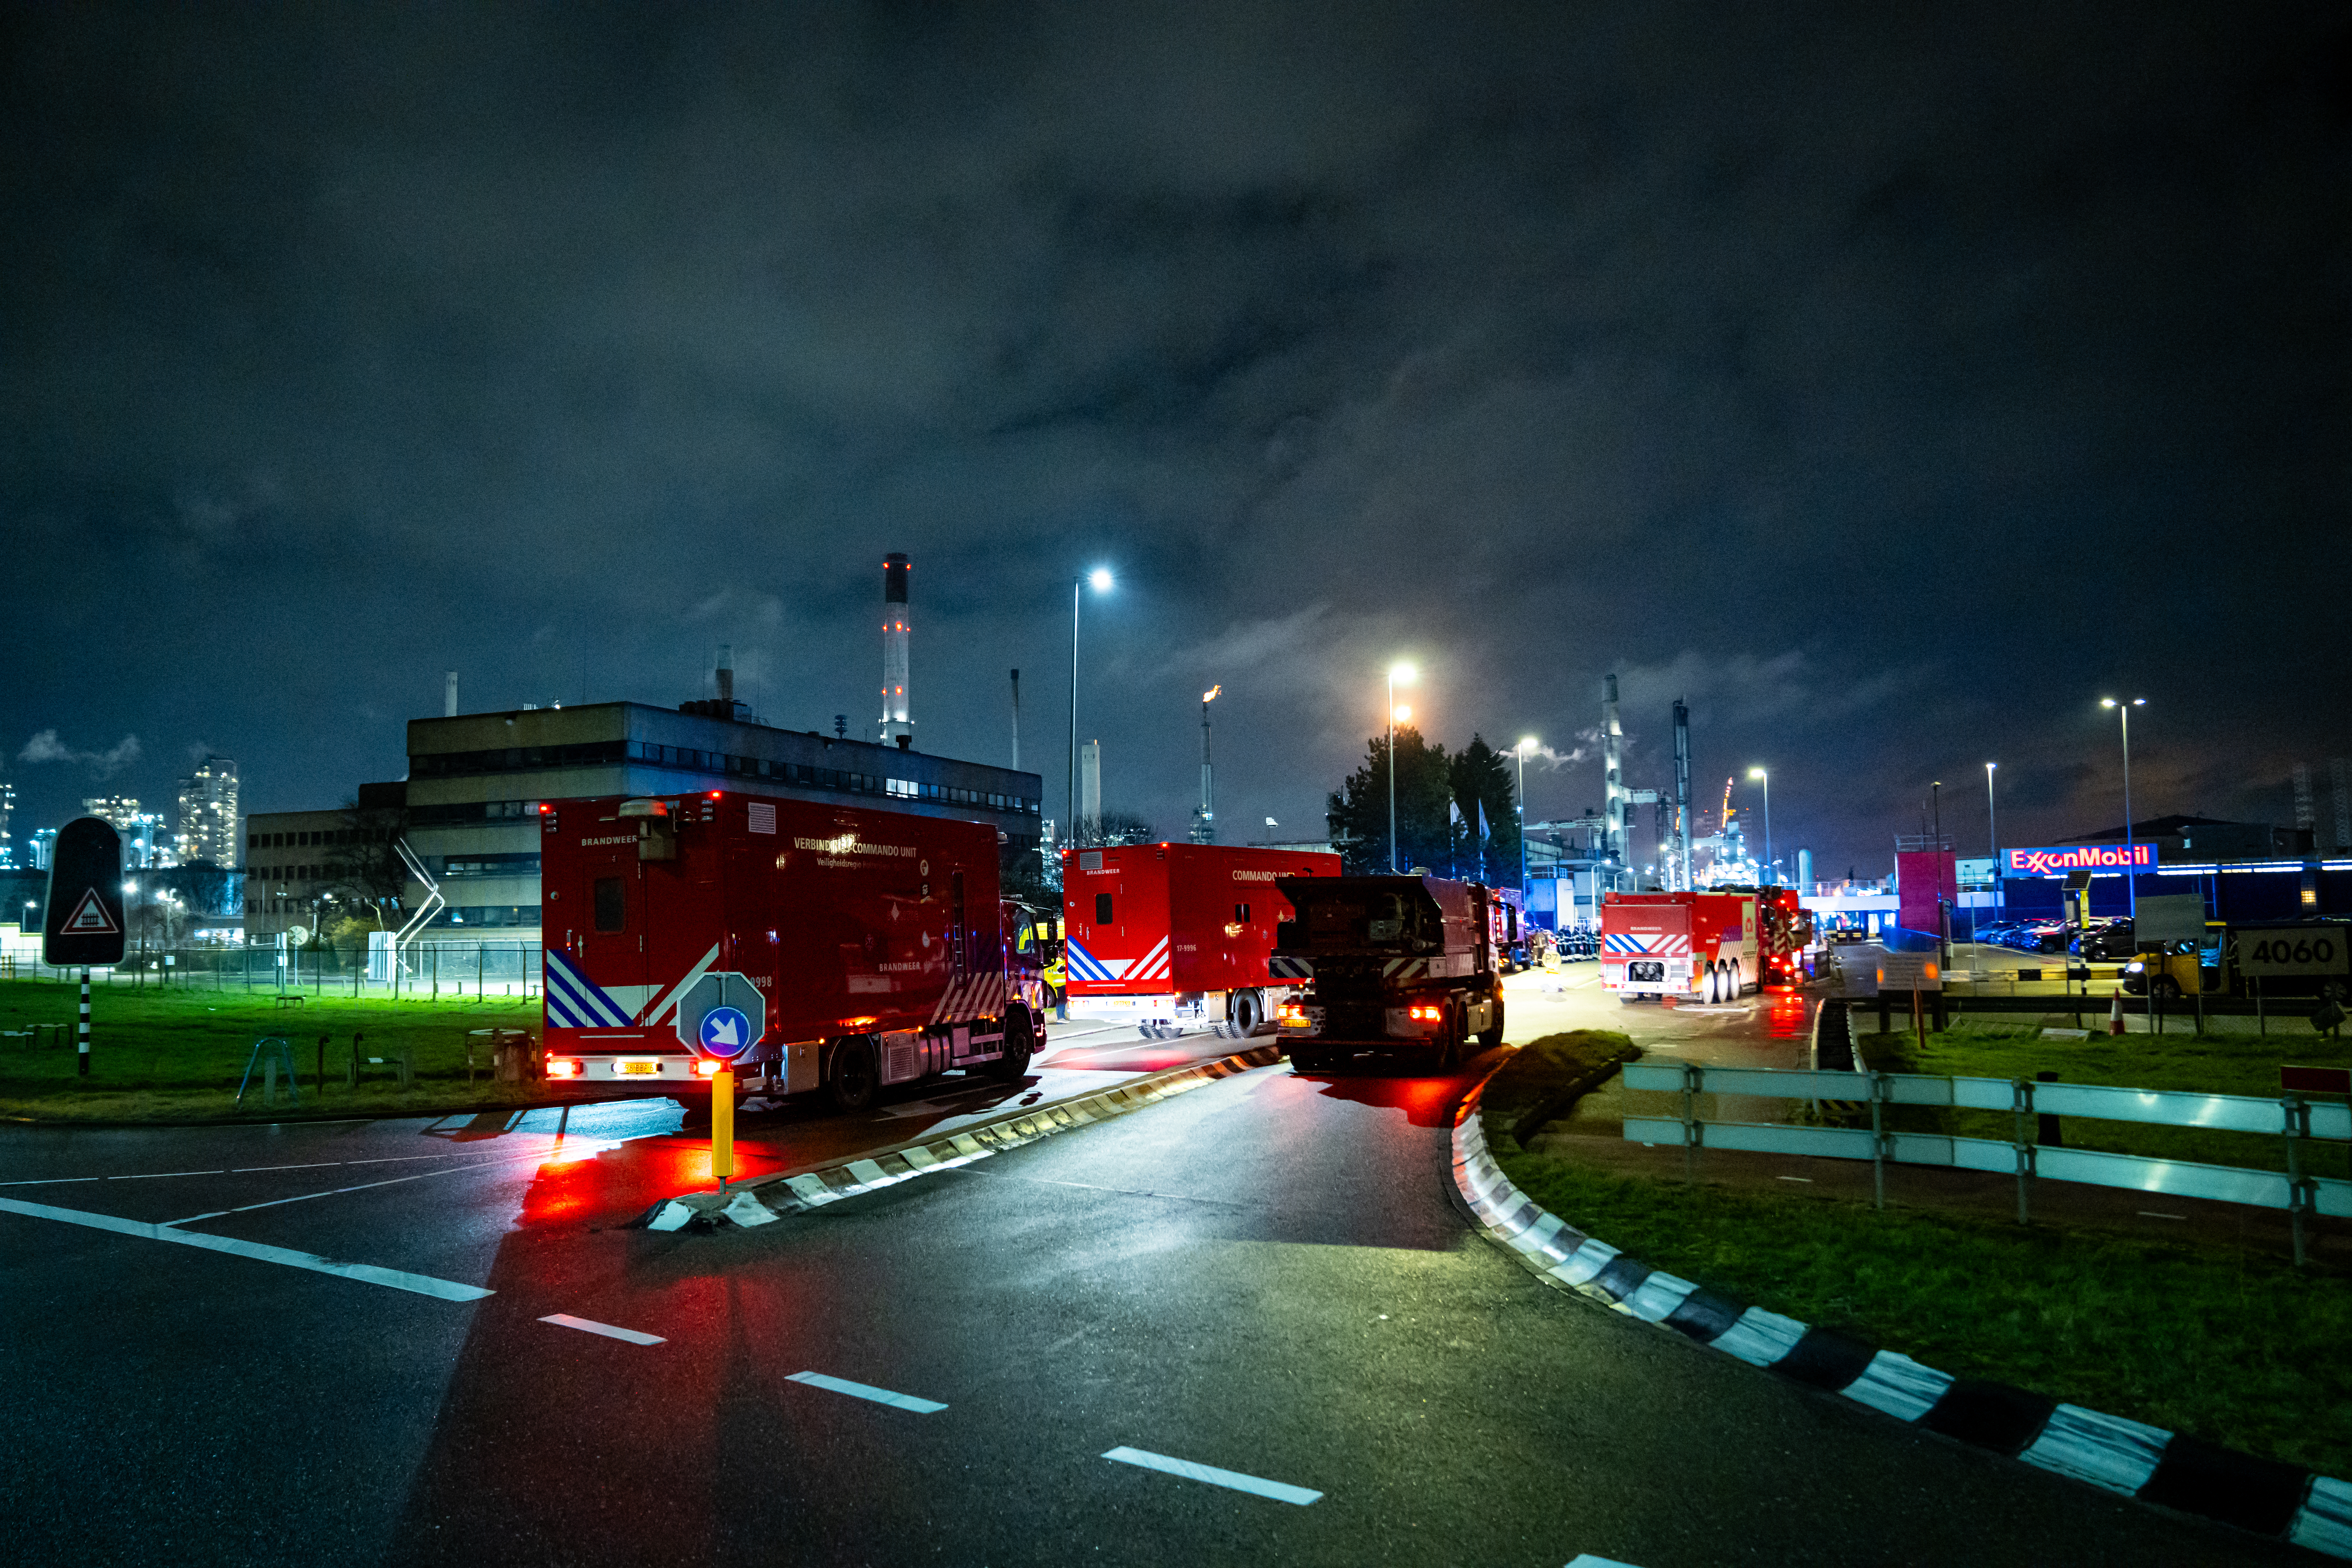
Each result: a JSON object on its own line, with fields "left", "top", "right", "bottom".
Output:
{"left": 1016, "top": 915, "right": 1067, "bottom": 1005}
{"left": 2121, "top": 941, "right": 2205, "bottom": 999}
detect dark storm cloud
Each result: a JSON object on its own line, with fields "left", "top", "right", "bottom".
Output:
{"left": 1, "top": 1, "right": 2345, "bottom": 871}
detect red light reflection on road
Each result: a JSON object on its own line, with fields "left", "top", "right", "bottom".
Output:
{"left": 1764, "top": 986, "right": 1813, "bottom": 1039}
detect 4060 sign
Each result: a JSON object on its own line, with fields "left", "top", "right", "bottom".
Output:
{"left": 2233, "top": 927, "right": 2345, "bottom": 978}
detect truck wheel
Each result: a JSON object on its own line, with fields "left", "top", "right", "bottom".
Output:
{"left": 989, "top": 1008, "right": 1036, "bottom": 1081}
{"left": 1232, "top": 989, "right": 1263, "bottom": 1035}
{"left": 1438, "top": 999, "right": 1466, "bottom": 1071}
{"left": 1478, "top": 997, "right": 1504, "bottom": 1050}
{"left": 830, "top": 1038, "right": 879, "bottom": 1112}
{"left": 2152, "top": 976, "right": 2182, "bottom": 1000}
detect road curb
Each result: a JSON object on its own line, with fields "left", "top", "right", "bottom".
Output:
{"left": 636, "top": 1043, "right": 1287, "bottom": 1231}
{"left": 1446, "top": 1061, "right": 2352, "bottom": 1560}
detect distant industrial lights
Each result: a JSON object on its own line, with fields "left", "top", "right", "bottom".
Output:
{"left": 1747, "top": 766, "right": 1766, "bottom": 781}
{"left": 1088, "top": 568, "right": 1114, "bottom": 592}
{"left": 1202, "top": 685, "right": 1221, "bottom": 704}
{"left": 1389, "top": 661, "right": 1417, "bottom": 684}
{"left": 1393, "top": 705, "right": 1412, "bottom": 723}
{"left": 2099, "top": 696, "right": 2145, "bottom": 709}
{"left": 1519, "top": 735, "right": 1539, "bottom": 753}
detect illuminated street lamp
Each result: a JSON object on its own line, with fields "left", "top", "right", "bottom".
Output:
{"left": 1068, "top": 568, "right": 1113, "bottom": 850}
{"left": 2099, "top": 697, "right": 2146, "bottom": 916}
{"left": 1388, "top": 662, "right": 1416, "bottom": 873}
{"left": 1746, "top": 768, "right": 1771, "bottom": 883}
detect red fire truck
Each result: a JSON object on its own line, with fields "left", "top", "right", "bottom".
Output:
{"left": 539, "top": 790, "right": 1041, "bottom": 1112}
{"left": 1600, "top": 886, "right": 1811, "bottom": 1003}
{"left": 1061, "top": 842, "right": 1342, "bottom": 1034}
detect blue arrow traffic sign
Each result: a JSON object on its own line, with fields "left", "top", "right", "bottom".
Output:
{"left": 697, "top": 1004, "right": 757, "bottom": 1060}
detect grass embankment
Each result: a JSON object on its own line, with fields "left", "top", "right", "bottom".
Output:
{"left": 1861, "top": 1024, "right": 2352, "bottom": 1176}
{"left": 0, "top": 979, "right": 590, "bottom": 1122}
{"left": 1480, "top": 1032, "right": 2352, "bottom": 1479}
{"left": 1479, "top": 1030, "right": 1640, "bottom": 1144}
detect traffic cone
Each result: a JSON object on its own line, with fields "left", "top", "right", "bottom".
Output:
{"left": 2108, "top": 989, "right": 2126, "bottom": 1036}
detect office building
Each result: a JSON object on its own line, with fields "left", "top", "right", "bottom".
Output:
{"left": 174, "top": 756, "right": 241, "bottom": 868}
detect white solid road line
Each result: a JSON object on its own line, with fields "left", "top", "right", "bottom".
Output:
{"left": 539, "top": 1313, "right": 665, "bottom": 1345}
{"left": 6, "top": 1143, "right": 616, "bottom": 1192}
{"left": 163, "top": 1153, "right": 548, "bottom": 1226}
{"left": 0, "top": 1196, "right": 493, "bottom": 1301}
{"left": 1565, "top": 1556, "right": 1645, "bottom": 1567}
{"left": 1101, "top": 1445, "right": 1322, "bottom": 1506}
{"left": 786, "top": 1370, "right": 948, "bottom": 1413}
{"left": 162, "top": 1136, "right": 644, "bottom": 1226}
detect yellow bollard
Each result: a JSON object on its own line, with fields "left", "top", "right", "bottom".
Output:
{"left": 711, "top": 1068, "right": 735, "bottom": 1186}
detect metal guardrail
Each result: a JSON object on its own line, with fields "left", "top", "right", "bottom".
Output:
{"left": 1620, "top": 1060, "right": 2352, "bottom": 1263}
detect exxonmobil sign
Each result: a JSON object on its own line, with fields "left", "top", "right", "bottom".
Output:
{"left": 2003, "top": 843, "right": 2155, "bottom": 876}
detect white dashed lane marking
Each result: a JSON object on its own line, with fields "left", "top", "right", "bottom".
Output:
{"left": 786, "top": 1371, "right": 948, "bottom": 1413}
{"left": 539, "top": 1313, "right": 665, "bottom": 1346}
{"left": 1102, "top": 1446, "right": 1322, "bottom": 1506}
{"left": 0, "top": 1196, "right": 492, "bottom": 1301}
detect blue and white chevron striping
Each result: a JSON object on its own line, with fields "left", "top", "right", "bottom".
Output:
{"left": 544, "top": 948, "right": 635, "bottom": 1029}
{"left": 1064, "top": 939, "right": 1119, "bottom": 985}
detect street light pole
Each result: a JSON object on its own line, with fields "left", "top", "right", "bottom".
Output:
{"left": 1387, "top": 667, "right": 1403, "bottom": 872}
{"left": 1068, "top": 569, "right": 1113, "bottom": 853}
{"left": 1985, "top": 762, "right": 1999, "bottom": 913}
{"left": 1746, "top": 767, "right": 1770, "bottom": 884}
{"left": 2101, "top": 698, "right": 2146, "bottom": 917}
{"left": 1517, "top": 736, "right": 1537, "bottom": 900}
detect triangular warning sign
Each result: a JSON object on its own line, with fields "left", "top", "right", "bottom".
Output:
{"left": 59, "top": 887, "right": 119, "bottom": 936}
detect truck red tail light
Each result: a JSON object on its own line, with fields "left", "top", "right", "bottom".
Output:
{"left": 1408, "top": 1004, "right": 1442, "bottom": 1021}
{"left": 546, "top": 1058, "right": 582, "bottom": 1078}
{"left": 694, "top": 1059, "right": 724, "bottom": 1077}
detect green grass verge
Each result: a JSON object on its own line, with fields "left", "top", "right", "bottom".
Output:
{"left": 1859, "top": 1025, "right": 2352, "bottom": 1176}
{"left": 1480, "top": 1030, "right": 1640, "bottom": 1134}
{"left": 0, "top": 978, "right": 598, "bottom": 1122}
{"left": 1488, "top": 1139, "right": 2352, "bottom": 1479}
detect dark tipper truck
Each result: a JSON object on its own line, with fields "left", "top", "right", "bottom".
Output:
{"left": 1271, "top": 874, "right": 1516, "bottom": 1070}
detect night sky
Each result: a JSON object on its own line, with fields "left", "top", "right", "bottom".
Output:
{"left": 3, "top": 2, "right": 2346, "bottom": 875}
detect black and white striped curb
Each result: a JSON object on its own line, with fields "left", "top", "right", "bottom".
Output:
{"left": 640, "top": 1043, "right": 1286, "bottom": 1232}
{"left": 1450, "top": 1069, "right": 2352, "bottom": 1559}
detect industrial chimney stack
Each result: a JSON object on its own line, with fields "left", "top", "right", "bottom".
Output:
{"left": 1602, "top": 674, "right": 1627, "bottom": 883}
{"left": 880, "top": 553, "right": 912, "bottom": 748}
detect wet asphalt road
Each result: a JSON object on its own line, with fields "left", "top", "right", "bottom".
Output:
{"left": 0, "top": 972, "right": 2291, "bottom": 1565}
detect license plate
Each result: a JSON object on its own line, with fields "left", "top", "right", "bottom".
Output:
{"left": 616, "top": 1060, "right": 662, "bottom": 1076}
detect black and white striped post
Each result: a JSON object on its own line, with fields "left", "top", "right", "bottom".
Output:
{"left": 77, "top": 968, "right": 90, "bottom": 1077}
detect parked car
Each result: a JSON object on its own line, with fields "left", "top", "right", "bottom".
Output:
{"left": 2079, "top": 919, "right": 2138, "bottom": 961}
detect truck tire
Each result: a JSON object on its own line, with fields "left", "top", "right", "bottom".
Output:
{"left": 989, "top": 1008, "right": 1036, "bottom": 1081}
{"left": 1232, "top": 989, "right": 1263, "bottom": 1035}
{"left": 2152, "top": 975, "right": 2182, "bottom": 1000}
{"left": 829, "top": 1038, "right": 879, "bottom": 1112}
{"left": 1478, "top": 996, "right": 1504, "bottom": 1050}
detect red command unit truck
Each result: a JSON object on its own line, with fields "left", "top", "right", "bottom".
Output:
{"left": 1061, "top": 842, "right": 1342, "bottom": 1034}
{"left": 1269, "top": 874, "right": 1516, "bottom": 1069}
{"left": 1600, "top": 886, "right": 1811, "bottom": 1003}
{"left": 539, "top": 790, "right": 1041, "bottom": 1113}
